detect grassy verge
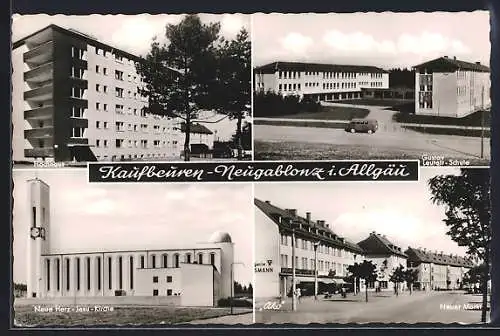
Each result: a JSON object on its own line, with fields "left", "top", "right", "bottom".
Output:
{"left": 403, "top": 126, "right": 491, "bottom": 138}
{"left": 392, "top": 110, "right": 491, "bottom": 127}
{"left": 337, "top": 99, "right": 413, "bottom": 106}
{"left": 14, "top": 305, "right": 249, "bottom": 327}
{"left": 254, "top": 141, "right": 489, "bottom": 166}
{"left": 265, "top": 106, "right": 369, "bottom": 120}
{"left": 255, "top": 119, "right": 346, "bottom": 129}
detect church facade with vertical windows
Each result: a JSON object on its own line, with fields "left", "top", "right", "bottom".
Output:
{"left": 26, "top": 178, "right": 234, "bottom": 307}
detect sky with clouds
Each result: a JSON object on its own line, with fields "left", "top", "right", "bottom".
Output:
{"left": 252, "top": 11, "right": 490, "bottom": 69}
{"left": 12, "top": 13, "right": 249, "bottom": 58}
{"left": 12, "top": 169, "right": 253, "bottom": 286}
{"left": 255, "top": 167, "right": 472, "bottom": 257}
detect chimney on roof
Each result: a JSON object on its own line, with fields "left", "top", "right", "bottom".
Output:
{"left": 265, "top": 200, "right": 271, "bottom": 204}
{"left": 476, "top": 61, "right": 481, "bottom": 65}
{"left": 306, "top": 212, "right": 311, "bottom": 222}
{"left": 287, "top": 209, "right": 297, "bottom": 217}
{"left": 319, "top": 220, "right": 326, "bottom": 226}
{"left": 453, "top": 56, "right": 457, "bottom": 60}
{"left": 444, "top": 56, "right": 448, "bottom": 58}
{"left": 316, "top": 220, "right": 321, "bottom": 226}
{"left": 326, "top": 224, "right": 329, "bottom": 228}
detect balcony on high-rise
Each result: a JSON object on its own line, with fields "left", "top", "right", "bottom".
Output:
{"left": 24, "top": 62, "right": 53, "bottom": 83}
{"left": 24, "top": 84, "right": 54, "bottom": 102}
{"left": 23, "top": 40, "right": 54, "bottom": 67}
{"left": 24, "top": 105, "right": 54, "bottom": 121}
{"left": 24, "top": 126, "right": 54, "bottom": 139}
{"left": 25, "top": 147, "right": 55, "bottom": 158}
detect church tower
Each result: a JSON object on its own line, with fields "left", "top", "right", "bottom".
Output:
{"left": 26, "top": 178, "right": 51, "bottom": 298}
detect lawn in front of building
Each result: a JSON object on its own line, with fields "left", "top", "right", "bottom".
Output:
{"left": 391, "top": 107, "right": 491, "bottom": 127}
{"left": 253, "top": 141, "right": 490, "bottom": 166}
{"left": 265, "top": 106, "right": 369, "bottom": 121}
{"left": 13, "top": 305, "right": 251, "bottom": 327}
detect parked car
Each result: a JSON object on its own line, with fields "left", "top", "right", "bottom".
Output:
{"left": 345, "top": 118, "right": 378, "bottom": 134}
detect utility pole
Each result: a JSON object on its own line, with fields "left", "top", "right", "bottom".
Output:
{"left": 480, "top": 85, "right": 485, "bottom": 159}
{"left": 291, "top": 227, "right": 297, "bottom": 311}
{"left": 313, "top": 241, "right": 319, "bottom": 300}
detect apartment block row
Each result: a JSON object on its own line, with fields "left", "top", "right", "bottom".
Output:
{"left": 254, "top": 199, "right": 476, "bottom": 300}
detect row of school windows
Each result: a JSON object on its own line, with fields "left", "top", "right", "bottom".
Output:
{"left": 278, "top": 82, "right": 383, "bottom": 91}
{"left": 44, "top": 253, "right": 216, "bottom": 292}
{"left": 278, "top": 82, "right": 358, "bottom": 91}
{"left": 277, "top": 71, "right": 383, "bottom": 80}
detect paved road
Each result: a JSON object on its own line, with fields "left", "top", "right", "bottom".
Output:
{"left": 254, "top": 124, "right": 490, "bottom": 160}
{"left": 255, "top": 290, "right": 488, "bottom": 324}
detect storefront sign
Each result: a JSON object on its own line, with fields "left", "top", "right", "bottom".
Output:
{"left": 255, "top": 260, "right": 274, "bottom": 273}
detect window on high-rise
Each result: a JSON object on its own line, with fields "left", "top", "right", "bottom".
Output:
{"left": 115, "top": 139, "right": 124, "bottom": 148}
{"left": 71, "top": 46, "right": 84, "bottom": 59}
{"left": 115, "top": 70, "right": 124, "bottom": 81}
{"left": 72, "top": 87, "right": 85, "bottom": 98}
{"left": 115, "top": 87, "right": 124, "bottom": 98}
{"left": 72, "top": 127, "right": 84, "bottom": 138}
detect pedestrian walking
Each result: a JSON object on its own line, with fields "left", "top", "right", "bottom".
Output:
{"left": 296, "top": 288, "right": 302, "bottom": 303}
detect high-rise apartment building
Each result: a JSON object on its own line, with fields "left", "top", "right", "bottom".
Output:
{"left": 12, "top": 24, "right": 182, "bottom": 163}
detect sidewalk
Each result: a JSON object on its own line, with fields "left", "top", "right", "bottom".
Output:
{"left": 186, "top": 311, "right": 253, "bottom": 325}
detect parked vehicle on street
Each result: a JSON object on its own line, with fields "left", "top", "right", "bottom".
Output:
{"left": 345, "top": 118, "right": 379, "bottom": 134}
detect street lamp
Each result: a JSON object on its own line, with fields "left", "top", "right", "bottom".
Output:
{"left": 290, "top": 219, "right": 301, "bottom": 312}
{"left": 230, "top": 262, "right": 245, "bottom": 315}
{"left": 313, "top": 241, "right": 320, "bottom": 300}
